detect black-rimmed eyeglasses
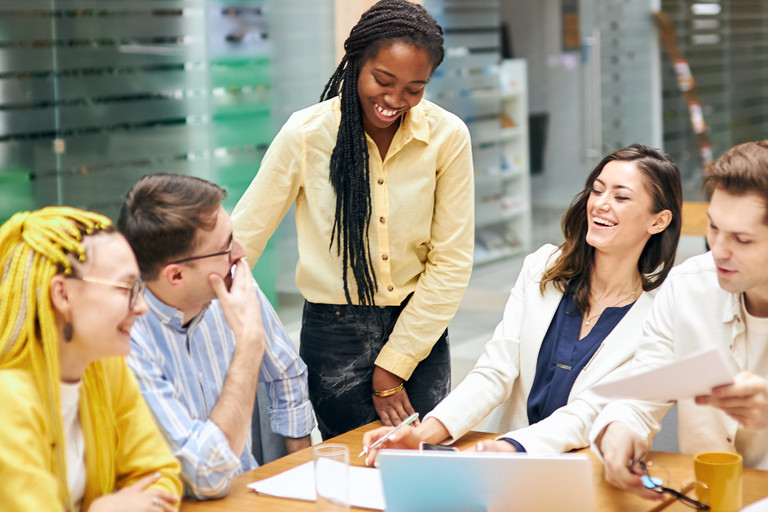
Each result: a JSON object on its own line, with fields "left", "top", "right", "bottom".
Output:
{"left": 66, "top": 275, "right": 146, "bottom": 311}
{"left": 170, "top": 240, "right": 233, "bottom": 265}
{"left": 638, "top": 461, "right": 710, "bottom": 510}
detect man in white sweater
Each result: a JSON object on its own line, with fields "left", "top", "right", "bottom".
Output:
{"left": 591, "top": 140, "right": 768, "bottom": 501}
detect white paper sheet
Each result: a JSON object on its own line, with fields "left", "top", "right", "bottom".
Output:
{"left": 590, "top": 348, "right": 735, "bottom": 401}
{"left": 742, "top": 497, "right": 768, "bottom": 511}
{"left": 247, "top": 461, "right": 386, "bottom": 510}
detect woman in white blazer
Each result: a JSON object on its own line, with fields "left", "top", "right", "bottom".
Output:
{"left": 363, "top": 144, "right": 683, "bottom": 459}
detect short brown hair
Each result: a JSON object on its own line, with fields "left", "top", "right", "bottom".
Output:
{"left": 703, "top": 140, "right": 768, "bottom": 224}
{"left": 117, "top": 173, "right": 226, "bottom": 280}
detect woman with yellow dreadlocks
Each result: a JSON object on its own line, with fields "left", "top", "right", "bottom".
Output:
{"left": 0, "top": 207, "right": 182, "bottom": 511}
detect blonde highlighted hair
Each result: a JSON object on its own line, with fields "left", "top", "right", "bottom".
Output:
{"left": 0, "top": 206, "right": 113, "bottom": 509}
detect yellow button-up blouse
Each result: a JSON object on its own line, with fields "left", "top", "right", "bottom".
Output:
{"left": 232, "top": 97, "right": 474, "bottom": 380}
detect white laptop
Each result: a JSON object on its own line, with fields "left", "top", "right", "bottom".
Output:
{"left": 376, "top": 449, "right": 595, "bottom": 512}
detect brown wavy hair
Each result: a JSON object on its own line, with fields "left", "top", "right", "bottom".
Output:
{"left": 540, "top": 144, "right": 682, "bottom": 313}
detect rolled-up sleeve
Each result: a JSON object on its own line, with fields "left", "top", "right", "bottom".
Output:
{"left": 255, "top": 284, "right": 316, "bottom": 438}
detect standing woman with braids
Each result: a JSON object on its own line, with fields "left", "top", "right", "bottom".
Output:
{"left": 232, "top": 0, "right": 474, "bottom": 439}
{"left": 0, "top": 207, "right": 182, "bottom": 511}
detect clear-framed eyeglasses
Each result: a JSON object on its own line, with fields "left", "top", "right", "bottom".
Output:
{"left": 637, "top": 460, "right": 710, "bottom": 510}
{"left": 66, "top": 275, "right": 146, "bottom": 311}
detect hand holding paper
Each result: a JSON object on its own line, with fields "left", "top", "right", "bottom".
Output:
{"left": 696, "top": 371, "right": 768, "bottom": 429}
{"left": 591, "top": 348, "right": 734, "bottom": 402}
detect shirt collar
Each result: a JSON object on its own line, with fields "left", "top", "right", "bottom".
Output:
{"left": 722, "top": 290, "right": 743, "bottom": 324}
{"left": 400, "top": 100, "right": 430, "bottom": 144}
{"left": 144, "top": 287, "right": 210, "bottom": 333}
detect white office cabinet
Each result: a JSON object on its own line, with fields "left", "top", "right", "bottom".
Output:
{"left": 425, "top": 0, "right": 531, "bottom": 264}
{"left": 480, "top": 58, "right": 531, "bottom": 263}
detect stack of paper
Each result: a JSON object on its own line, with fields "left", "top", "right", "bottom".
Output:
{"left": 248, "top": 462, "right": 386, "bottom": 510}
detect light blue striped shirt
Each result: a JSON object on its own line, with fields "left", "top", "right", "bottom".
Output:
{"left": 127, "top": 282, "right": 315, "bottom": 499}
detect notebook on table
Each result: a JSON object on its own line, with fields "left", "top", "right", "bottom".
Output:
{"left": 376, "top": 449, "right": 595, "bottom": 512}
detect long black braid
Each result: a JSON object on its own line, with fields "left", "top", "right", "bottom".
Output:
{"left": 320, "top": 0, "right": 444, "bottom": 305}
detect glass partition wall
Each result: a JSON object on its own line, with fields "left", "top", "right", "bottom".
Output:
{"left": 0, "top": 0, "right": 334, "bottom": 302}
{"left": 1, "top": 1, "right": 215, "bottom": 219}
{"left": 660, "top": 0, "right": 768, "bottom": 200}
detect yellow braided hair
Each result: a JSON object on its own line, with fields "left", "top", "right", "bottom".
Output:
{"left": 0, "top": 206, "right": 112, "bottom": 510}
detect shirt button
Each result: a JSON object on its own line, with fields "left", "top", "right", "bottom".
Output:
{"left": 727, "top": 437, "right": 733, "bottom": 443}
{"left": 382, "top": 254, "right": 389, "bottom": 261}
{"left": 377, "top": 178, "right": 384, "bottom": 185}
{"left": 387, "top": 285, "right": 394, "bottom": 292}
{"left": 379, "top": 216, "right": 386, "bottom": 224}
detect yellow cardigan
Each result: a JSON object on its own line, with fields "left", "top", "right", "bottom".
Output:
{"left": 0, "top": 355, "right": 182, "bottom": 511}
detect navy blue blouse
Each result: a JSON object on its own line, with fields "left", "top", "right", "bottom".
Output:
{"left": 526, "top": 290, "right": 633, "bottom": 426}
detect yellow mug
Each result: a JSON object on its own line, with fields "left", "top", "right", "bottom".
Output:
{"left": 693, "top": 452, "right": 743, "bottom": 512}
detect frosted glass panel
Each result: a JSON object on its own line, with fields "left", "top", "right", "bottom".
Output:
{"left": 661, "top": 0, "right": 768, "bottom": 199}
{"left": 580, "top": 0, "right": 659, "bottom": 160}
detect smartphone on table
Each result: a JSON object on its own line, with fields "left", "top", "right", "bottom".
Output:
{"left": 419, "top": 442, "right": 458, "bottom": 453}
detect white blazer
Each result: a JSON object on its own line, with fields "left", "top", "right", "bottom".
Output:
{"left": 426, "top": 244, "right": 655, "bottom": 454}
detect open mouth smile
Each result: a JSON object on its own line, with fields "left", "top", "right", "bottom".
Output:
{"left": 374, "top": 103, "right": 401, "bottom": 120}
{"left": 592, "top": 216, "right": 617, "bottom": 227}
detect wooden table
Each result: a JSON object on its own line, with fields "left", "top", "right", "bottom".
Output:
{"left": 182, "top": 422, "right": 768, "bottom": 511}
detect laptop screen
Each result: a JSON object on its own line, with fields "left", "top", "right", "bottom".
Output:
{"left": 376, "top": 449, "right": 595, "bottom": 512}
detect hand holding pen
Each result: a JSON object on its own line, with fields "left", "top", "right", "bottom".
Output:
{"left": 359, "top": 412, "right": 419, "bottom": 458}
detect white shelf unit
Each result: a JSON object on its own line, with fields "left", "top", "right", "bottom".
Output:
{"left": 445, "top": 58, "right": 531, "bottom": 265}
{"left": 425, "top": 0, "right": 531, "bottom": 265}
{"left": 478, "top": 59, "right": 532, "bottom": 264}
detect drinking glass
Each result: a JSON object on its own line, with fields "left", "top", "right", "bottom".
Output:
{"left": 313, "top": 444, "right": 350, "bottom": 512}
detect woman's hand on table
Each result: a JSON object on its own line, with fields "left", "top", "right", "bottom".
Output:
{"left": 89, "top": 472, "right": 179, "bottom": 512}
{"left": 362, "top": 424, "right": 422, "bottom": 466}
{"left": 472, "top": 439, "right": 518, "bottom": 453}
{"left": 362, "top": 424, "right": 422, "bottom": 465}
{"left": 362, "top": 417, "right": 451, "bottom": 466}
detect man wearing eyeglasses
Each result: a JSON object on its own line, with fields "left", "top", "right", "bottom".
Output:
{"left": 117, "top": 173, "right": 315, "bottom": 500}
{"left": 590, "top": 140, "right": 768, "bottom": 501}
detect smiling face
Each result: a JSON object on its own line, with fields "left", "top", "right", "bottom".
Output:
{"left": 356, "top": 40, "right": 432, "bottom": 139}
{"left": 585, "top": 160, "right": 670, "bottom": 255}
{"left": 56, "top": 232, "right": 147, "bottom": 378}
{"left": 707, "top": 188, "right": 768, "bottom": 313}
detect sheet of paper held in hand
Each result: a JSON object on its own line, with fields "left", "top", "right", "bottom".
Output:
{"left": 247, "top": 461, "right": 386, "bottom": 510}
{"left": 591, "top": 348, "right": 735, "bottom": 401}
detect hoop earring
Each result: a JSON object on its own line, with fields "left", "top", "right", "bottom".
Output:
{"left": 63, "top": 323, "right": 73, "bottom": 343}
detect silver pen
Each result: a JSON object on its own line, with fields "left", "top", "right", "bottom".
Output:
{"left": 358, "top": 412, "right": 419, "bottom": 458}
